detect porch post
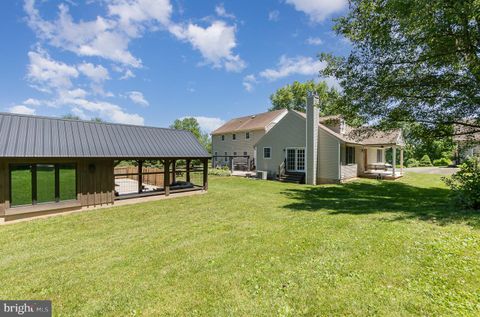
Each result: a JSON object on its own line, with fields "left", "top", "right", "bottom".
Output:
{"left": 164, "top": 159, "right": 170, "bottom": 196}
{"left": 400, "top": 148, "right": 404, "bottom": 175}
{"left": 392, "top": 146, "right": 397, "bottom": 177}
{"left": 172, "top": 159, "right": 176, "bottom": 184}
{"left": 186, "top": 159, "right": 191, "bottom": 183}
{"left": 203, "top": 158, "right": 208, "bottom": 191}
{"left": 137, "top": 160, "right": 143, "bottom": 194}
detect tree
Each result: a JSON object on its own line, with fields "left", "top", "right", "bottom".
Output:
{"left": 62, "top": 114, "right": 106, "bottom": 123}
{"left": 321, "top": 0, "right": 480, "bottom": 137}
{"left": 269, "top": 80, "right": 342, "bottom": 115}
{"left": 170, "top": 117, "right": 211, "bottom": 153}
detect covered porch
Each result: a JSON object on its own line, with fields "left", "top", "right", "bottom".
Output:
{"left": 361, "top": 145, "right": 404, "bottom": 179}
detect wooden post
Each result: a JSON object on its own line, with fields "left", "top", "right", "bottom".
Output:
{"left": 138, "top": 160, "right": 143, "bottom": 194}
{"left": 203, "top": 158, "right": 208, "bottom": 191}
{"left": 164, "top": 160, "right": 170, "bottom": 196}
{"left": 392, "top": 146, "right": 397, "bottom": 177}
{"left": 400, "top": 148, "right": 404, "bottom": 175}
{"left": 186, "top": 159, "right": 191, "bottom": 183}
{"left": 172, "top": 160, "right": 176, "bottom": 184}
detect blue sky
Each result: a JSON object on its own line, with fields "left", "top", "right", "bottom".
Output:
{"left": 0, "top": 0, "right": 350, "bottom": 133}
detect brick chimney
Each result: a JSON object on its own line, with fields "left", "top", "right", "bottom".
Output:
{"left": 306, "top": 91, "right": 319, "bottom": 185}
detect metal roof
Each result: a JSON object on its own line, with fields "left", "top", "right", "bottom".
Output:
{"left": 0, "top": 112, "right": 210, "bottom": 158}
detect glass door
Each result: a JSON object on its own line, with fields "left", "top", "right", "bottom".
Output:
{"left": 285, "top": 148, "right": 305, "bottom": 172}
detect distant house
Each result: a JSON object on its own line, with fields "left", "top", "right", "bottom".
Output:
{"left": 255, "top": 93, "right": 405, "bottom": 184}
{"left": 0, "top": 113, "right": 210, "bottom": 222}
{"left": 211, "top": 109, "right": 287, "bottom": 170}
{"left": 453, "top": 123, "right": 480, "bottom": 163}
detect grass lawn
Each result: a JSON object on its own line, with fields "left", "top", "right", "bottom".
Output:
{"left": 1, "top": 173, "right": 479, "bottom": 316}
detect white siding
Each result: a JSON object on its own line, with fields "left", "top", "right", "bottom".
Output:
{"left": 255, "top": 112, "right": 306, "bottom": 178}
{"left": 317, "top": 129, "right": 341, "bottom": 183}
{"left": 211, "top": 130, "right": 265, "bottom": 168}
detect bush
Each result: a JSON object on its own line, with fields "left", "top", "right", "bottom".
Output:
{"left": 443, "top": 158, "right": 480, "bottom": 210}
{"left": 433, "top": 157, "right": 452, "bottom": 167}
{"left": 419, "top": 155, "right": 433, "bottom": 167}
{"left": 208, "top": 166, "right": 231, "bottom": 177}
{"left": 406, "top": 158, "right": 419, "bottom": 167}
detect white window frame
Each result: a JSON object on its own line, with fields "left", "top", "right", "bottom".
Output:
{"left": 263, "top": 147, "right": 272, "bottom": 159}
{"left": 377, "top": 149, "right": 383, "bottom": 163}
{"left": 285, "top": 147, "right": 305, "bottom": 172}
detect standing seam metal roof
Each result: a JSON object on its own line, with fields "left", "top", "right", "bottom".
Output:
{"left": 0, "top": 112, "right": 210, "bottom": 158}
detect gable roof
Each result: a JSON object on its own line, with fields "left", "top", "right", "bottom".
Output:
{"left": 453, "top": 122, "right": 480, "bottom": 142}
{"left": 346, "top": 127, "right": 404, "bottom": 146}
{"left": 211, "top": 109, "right": 287, "bottom": 135}
{"left": 282, "top": 111, "right": 404, "bottom": 146}
{"left": 0, "top": 112, "right": 210, "bottom": 158}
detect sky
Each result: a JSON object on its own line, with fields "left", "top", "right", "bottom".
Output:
{"left": 0, "top": 0, "right": 351, "bottom": 133}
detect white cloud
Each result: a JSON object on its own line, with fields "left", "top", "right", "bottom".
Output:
{"left": 127, "top": 91, "right": 149, "bottom": 106}
{"left": 184, "top": 116, "right": 225, "bottom": 134}
{"left": 24, "top": 0, "right": 172, "bottom": 68}
{"left": 215, "top": 4, "right": 236, "bottom": 19}
{"left": 242, "top": 74, "right": 258, "bottom": 92}
{"left": 285, "top": 0, "right": 347, "bottom": 22}
{"left": 27, "top": 50, "right": 79, "bottom": 92}
{"left": 170, "top": 21, "right": 245, "bottom": 72}
{"left": 259, "top": 55, "right": 326, "bottom": 81}
{"left": 306, "top": 37, "right": 323, "bottom": 45}
{"left": 78, "top": 62, "right": 110, "bottom": 83}
{"left": 108, "top": 0, "right": 172, "bottom": 36}
{"left": 268, "top": 10, "right": 280, "bottom": 21}
{"left": 8, "top": 105, "right": 36, "bottom": 115}
{"left": 23, "top": 98, "right": 42, "bottom": 106}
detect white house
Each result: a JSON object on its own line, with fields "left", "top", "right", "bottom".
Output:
{"left": 255, "top": 93, "right": 405, "bottom": 184}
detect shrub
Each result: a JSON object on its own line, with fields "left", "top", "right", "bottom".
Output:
{"left": 419, "top": 155, "right": 433, "bottom": 167}
{"left": 209, "top": 166, "right": 231, "bottom": 177}
{"left": 433, "top": 157, "right": 452, "bottom": 167}
{"left": 406, "top": 158, "right": 419, "bottom": 167}
{"left": 443, "top": 158, "right": 480, "bottom": 210}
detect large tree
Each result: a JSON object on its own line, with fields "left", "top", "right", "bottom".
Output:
{"left": 269, "top": 80, "right": 342, "bottom": 115}
{"left": 170, "top": 117, "right": 211, "bottom": 153}
{"left": 321, "top": 0, "right": 480, "bottom": 137}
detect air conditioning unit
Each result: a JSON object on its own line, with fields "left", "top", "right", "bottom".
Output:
{"left": 256, "top": 170, "right": 268, "bottom": 180}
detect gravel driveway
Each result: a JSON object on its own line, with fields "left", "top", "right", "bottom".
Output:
{"left": 404, "top": 167, "right": 459, "bottom": 175}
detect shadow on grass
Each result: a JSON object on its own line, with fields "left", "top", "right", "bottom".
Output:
{"left": 281, "top": 180, "right": 480, "bottom": 228}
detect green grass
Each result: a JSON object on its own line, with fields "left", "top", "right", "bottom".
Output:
{"left": 1, "top": 173, "right": 479, "bottom": 316}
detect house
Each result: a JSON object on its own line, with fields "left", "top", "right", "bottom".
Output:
{"left": 453, "top": 123, "right": 480, "bottom": 163}
{"left": 0, "top": 112, "right": 210, "bottom": 222}
{"left": 211, "top": 109, "right": 287, "bottom": 170}
{"left": 255, "top": 93, "right": 405, "bottom": 184}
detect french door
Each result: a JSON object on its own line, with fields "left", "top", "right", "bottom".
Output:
{"left": 286, "top": 148, "right": 305, "bottom": 172}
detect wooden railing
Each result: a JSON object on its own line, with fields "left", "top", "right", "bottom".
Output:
{"left": 278, "top": 159, "right": 286, "bottom": 178}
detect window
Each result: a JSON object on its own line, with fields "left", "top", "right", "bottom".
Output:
{"left": 221, "top": 135, "right": 225, "bottom": 141}
{"left": 243, "top": 152, "right": 247, "bottom": 156}
{"left": 233, "top": 152, "right": 237, "bottom": 156}
{"left": 224, "top": 152, "right": 228, "bottom": 162}
{"left": 377, "top": 149, "right": 383, "bottom": 162}
{"left": 346, "top": 146, "right": 356, "bottom": 165}
{"left": 214, "top": 151, "right": 218, "bottom": 156}
{"left": 246, "top": 132, "right": 250, "bottom": 139}
{"left": 9, "top": 163, "right": 77, "bottom": 207}
{"left": 263, "top": 147, "right": 271, "bottom": 159}
{"left": 232, "top": 134, "right": 236, "bottom": 140}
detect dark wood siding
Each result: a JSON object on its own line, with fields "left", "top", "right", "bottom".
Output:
{"left": 0, "top": 158, "right": 115, "bottom": 218}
